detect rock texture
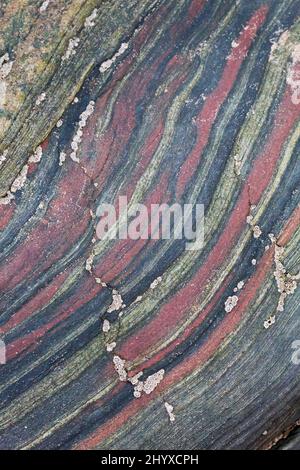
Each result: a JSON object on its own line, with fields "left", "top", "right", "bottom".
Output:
{"left": 0, "top": 0, "right": 300, "bottom": 450}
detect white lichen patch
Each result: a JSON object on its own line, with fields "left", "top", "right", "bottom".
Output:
{"left": 143, "top": 371, "right": 165, "bottom": 395}
{"left": 246, "top": 211, "right": 262, "bottom": 239}
{"left": 253, "top": 225, "right": 262, "bottom": 239}
{"left": 252, "top": 259, "right": 257, "bottom": 266}
{"left": 246, "top": 214, "right": 254, "bottom": 225}
{"left": 95, "top": 277, "right": 107, "bottom": 287}
{"left": 0, "top": 191, "right": 14, "bottom": 205}
{"left": 62, "top": 37, "right": 80, "bottom": 62}
{"left": 40, "top": 0, "right": 50, "bottom": 12}
{"left": 271, "top": 33, "right": 300, "bottom": 103}
{"left": 0, "top": 53, "right": 13, "bottom": 107}
{"left": 106, "top": 342, "right": 116, "bottom": 352}
{"left": 233, "top": 280, "right": 245, "bottom": 293}
{"left": 85, "top": 251, "right": 108, "bottom": 287}
{"left": 263, "top": 236, "right": 299, "bottom": 328}
{"left": 0, "top": 150, "right": 7, "bottom": 166}
{"left": 133, "top": 369, "right": 165, "bottom": 398}
{"left": 28, "top": 146, "right": 43, "bottom": 163}
{"left": 70, "top": 101, "right": 95, "bottom": 163}
{"left": 234, "top": 154, "right": 242, "bottom": 176}
{"left": 268, "top": 233, "right": 276, "bottom": 243}
{"left": 287, "top": 43, "right": 300, "bottom": 105}
{"left": 133, "top": 295, "right": 143, "bottom": 303}
{"left": 113, "top": 355, "right": 127, "bottom": 382}
{"left": 269, "top": 30, "right": 289, "bottom": 63}
{"left": 99, "top": 42, "right": 129, "bottom": 73}
{"left": 11, "top": 165, "right": 28, "bottom": 193}
{"left": 107, "top": 289, "right": 125, "bottom": 313}
{"left": 102, "top": 319, "right": 110, "bottom": 333}
{"left": 110, "top": 346, "right": 164, "bottom": 401}
{"left": 164, "top": 402, "right": 176, "bottom": 422}
{"left": 84, "top": 8, "right": 98, "bottom": 28}
{"left": 225, "top": 295, "right": 239, "bottom": 313}
{"left": 0, "top": 142, "right": 43, "bottom": 201}
{"left": 56, "top": 119, "right": 63, "bottom": 128}
{"left": 128, "top": 371, "right": 143, "bottom": 386}
{"left": 150, "top": 276, "right": 162, "bottom": 289}
{"left": 35, "top": 92, "right": 46, "bottom": 106}
{"left": 100, "top": 59, "right": 113, "bottom": 73}
{"left": 59, "top": 151, "right": 66, "bottom": 166}
{"left": 85, "top": 253, "right": 95, "bottom": 273}
{"left": 133, "top": 380, "right": 144, "bottom": 398}
{"left": 264, "top": 315, "right": 276, "bottom": 329}
{"left": 0, "top": 53, "right": 13, "bottom": 78}
{"left": 272, "top": 241, "right": 298, "bottom": 312}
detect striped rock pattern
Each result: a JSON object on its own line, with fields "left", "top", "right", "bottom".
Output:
{"left": 0, "top": 0, "right": 300, "bottom": 450}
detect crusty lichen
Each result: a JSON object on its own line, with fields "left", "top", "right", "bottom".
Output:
{"left": 70, "top": 101, "right": 95, "bottom": 163}
{"left": 0, "top": 53, "right": 13, "bottom": 107}
{"left": 225, "top": 295, "right": 239, "bottom": 313}
{"left": 113, "top": 355, "right": 127, "bottom": 382}
{"left": 99, "top": 42, "right": 129, "bottom": 73}
{"left": 271, "top": 237, "right": 298, "bottom": 313}
{"left": 84, "top": 8, "right": 98, "bottom": 28}
{"left": 39, "top": 0, "right": 50, "bottom": 13}
{"left": 107, "top": 290, "right": 126, "bottom": 313}
{"left": 62, "top": 37, "right": 80, "bottom": 62}
{"left": 28, "top": 146, "right": 43, "bottom": 163}
{"left": 164, "top": 402, "right": 176, "bottom": 422}
{"left": 263, "top": 234, "right": 299, "bottom": 328}
{"left": 286, "top": 43, "right": 300, "bottom": 105}
{"left": 132, "top": 369, "right": 165, "bottom": 398}
{"left": 10, "top": 165, "right": 28, "bottom": 194}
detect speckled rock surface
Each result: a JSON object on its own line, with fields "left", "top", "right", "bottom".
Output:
{"left": 0, "top": 0, "right": 300, "bottom": 450}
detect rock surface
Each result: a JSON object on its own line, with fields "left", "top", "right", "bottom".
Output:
{"left": 0, "top": 0, "right": 300, "bottom": 450}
